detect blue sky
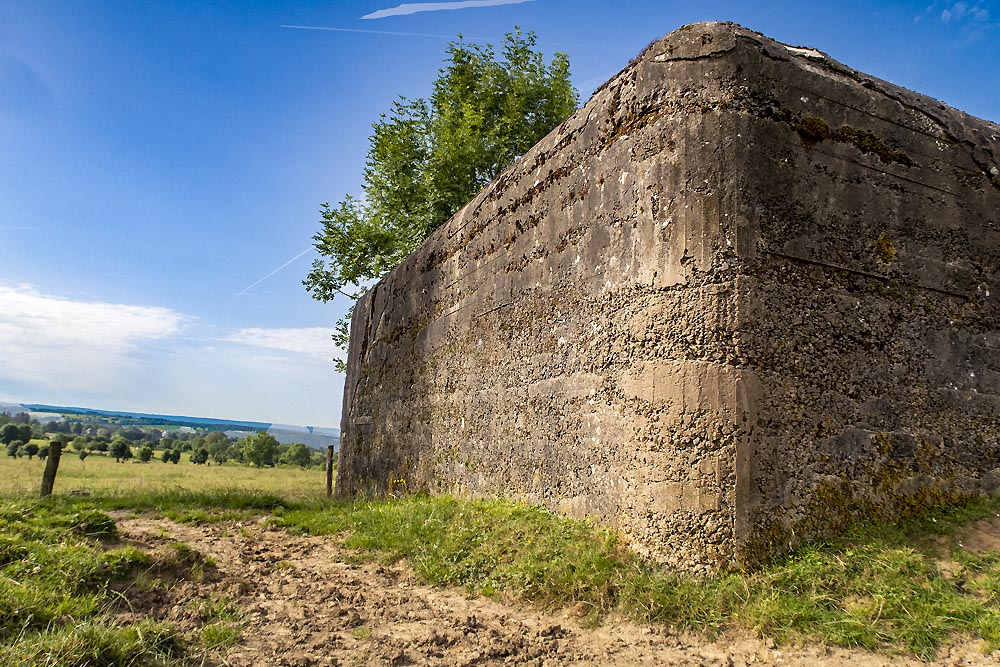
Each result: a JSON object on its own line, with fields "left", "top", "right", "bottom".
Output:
{"left": 1, "top": 1, "right": 997, "bottom": 427}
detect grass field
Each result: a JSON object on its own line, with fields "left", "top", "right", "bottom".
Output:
{"left": 0, "top": 451, "right": 327, "bottom": 499}
{"left": 1, "top": 453, "right": 999, "bottom": 665}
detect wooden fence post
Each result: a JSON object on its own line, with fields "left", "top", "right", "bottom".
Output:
{"left": 40, "top": 441, "right": 62, "bottom": 498}
{"left": 326, "top": 445, "right": 335, "bottom": 497}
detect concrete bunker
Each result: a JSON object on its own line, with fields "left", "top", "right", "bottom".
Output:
{"left": 336, "top": 22, "right": 1000, "bottom": 570}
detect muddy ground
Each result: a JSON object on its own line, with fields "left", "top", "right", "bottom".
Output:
{"left": 113, "top": 515, "right": 1000, "bottom": 667}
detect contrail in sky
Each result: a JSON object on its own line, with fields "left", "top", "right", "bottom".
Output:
{"left": 281, "top": 25, "right": 453, "bottom": 38}
{"left": 235, "top": 247, "right": 313, "bottom": 297}
{"left": 362, "top": 0, "right": 533, "bottom": 20}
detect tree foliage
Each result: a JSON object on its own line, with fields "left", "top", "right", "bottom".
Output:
{"left": 304, "top": 29, "right": 578, "bottom": 365}
{"left": 241, "top": 432, "right": 278, "bottom": 468}
{"left": 0, "top": 424, "right": 18, "bottom": 446}
{"left": 279, "top": 443, "right": 313, "bottom": 468}
{"left": 109, "top": 438, "right": 132, "bottom": 463}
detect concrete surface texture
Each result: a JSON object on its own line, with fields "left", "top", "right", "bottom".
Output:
{"left": 336, "top": 21, "right": 1000, "bottom": 571}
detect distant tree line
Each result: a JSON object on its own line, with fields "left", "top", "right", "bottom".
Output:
{"left": 1, "top": 412, "right": 324, "bottom": 469}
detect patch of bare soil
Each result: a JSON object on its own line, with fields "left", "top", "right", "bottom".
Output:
{"left": 113, "top": 516, "right": 1000, "bottom": 667}
{"left": 956, "top": 516, "right": 1000, "bottom": 555}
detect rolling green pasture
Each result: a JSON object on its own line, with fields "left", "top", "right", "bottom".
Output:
{"left": 0, "top": 451, "right": 327, "bottom": 499}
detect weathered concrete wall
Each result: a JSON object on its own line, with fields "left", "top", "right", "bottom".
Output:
{"left": 337, "top": 22, "right": 1000, "bottom": 570}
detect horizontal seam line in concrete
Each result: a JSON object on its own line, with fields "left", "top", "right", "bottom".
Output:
{"left": 797, "top": 144, "right": 963, "bottom": 198}
{"left": 762, "top": 250, "right": 972, "bottom": 300}
{"left": 780, "top": 80, "right": 960, "bottom": 150}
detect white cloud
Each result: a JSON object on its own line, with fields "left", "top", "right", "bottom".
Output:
{"left": 0, "top": 284, "right": 344, "bottom": 426}
{"left": 222, "top": 327, "right": 341, "bottom": 362}
{"left": 936, "top": 1, "right": 991, "bottom": 23}
{"left": 0, "top": 284, "right": 186, "bottom": 392}
{"left": 917, "top": 1, "right": 996, "bottom": 40}
{"left": 362, "top": 0, "right": 533, "bottom": 20}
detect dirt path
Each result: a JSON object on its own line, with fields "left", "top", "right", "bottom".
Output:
{"left": 113, "top": 516, "right": 1000, "bottom": 667}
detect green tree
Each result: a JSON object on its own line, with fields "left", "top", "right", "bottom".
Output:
{"left": 304, "top": 29, "right": 577, "bottom": 367}
{"left": 211, "top": 446, "right": 229, "bottom": 465}
{"left": 119, "top": 426, "right": 144, "bottom": 442}
{"left": 204, "top": 431, "right": 228, "bottom": 448}
{"left": 109, "top": 438, "right": 131, "bottom": 463}
{"left": 78, "top": 449, "right": 88, "bottom": 462}
{"left": 160, "top": 449, "right": 172, "bottom": 463}
{"left": 137, "top": 445, "right": 153, "bottom": 463}
{"left": 206, "top": 435, "right": 230, "bottom": 460}
{"left": 240, "top": 432, "right": 278, "bottom": 468}
{"left": 280, "top": 443, "right": 313, "bottom": 468}
{"left": 169, "top": 449, "right": 181, "bottom": 464}
{"left": 190, "top": 447, "right": 209, "bottom": 465}
{"left": 23, "top": 442, "right": 39, "bottom": 460}
{"left": 7, "top": 440, "right": 23, "bottom": 457}
{"left": 38, "top": 444, "right": 49, "bottom": 460}
{"left": 0, "top": 424, "right": 18, "bottom": 445}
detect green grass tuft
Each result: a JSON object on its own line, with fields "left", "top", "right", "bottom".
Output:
{"left": 200, "top": 621, "right": 242, "bottom": 649}
{"left": 0, "top": 618, "right": 180, "bottom": 667}
{"left": 0, "top": 498, "right": 183, "bottom": 666}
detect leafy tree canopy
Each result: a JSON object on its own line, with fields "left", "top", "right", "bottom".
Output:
{"left": 241, "top": 432, "right": 279, "bottom": 468}
{"left": 109, "top": 438, "right": 131, "bottom": 463}
{"left": 0, "top": 424, "right": 17, "bottom": 445}
{"left": 304, "top": 28, "right": 578, "bottom": 367}
{"left": 280, "top": 443, "right": 313, "bottom": 468}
